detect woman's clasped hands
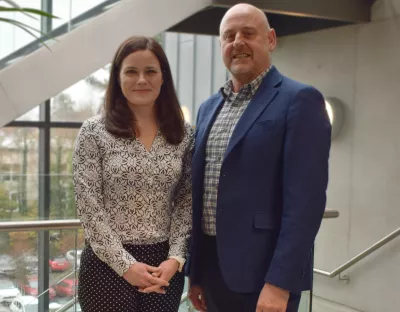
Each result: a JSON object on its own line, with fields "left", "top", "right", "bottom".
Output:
{"left": 123, "top": 259, "right": 180, "bottom": 294}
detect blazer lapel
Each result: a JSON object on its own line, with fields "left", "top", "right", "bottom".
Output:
{"left": 224, "top": 67, "right": 283, "bottom": 159}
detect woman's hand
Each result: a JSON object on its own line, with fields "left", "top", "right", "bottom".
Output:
{"left": 123, "top": 262, "right": 169, "bottom": 293}
{"left": 139, "top": 258, "right": 180, "bottom": 294}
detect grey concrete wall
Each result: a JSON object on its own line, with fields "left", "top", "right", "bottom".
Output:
{"left": 166, "top": 1, "right": 400, "bottom": 310}
{"left": 272, "top": 0, "right": 400, "bottom": 311}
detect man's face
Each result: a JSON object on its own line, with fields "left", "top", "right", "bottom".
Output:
{"left": 220, "top": 9, "right": 275, "bottom": 83}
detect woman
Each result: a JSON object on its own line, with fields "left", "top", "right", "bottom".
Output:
{"left": 72, "top": 36, "right": 193, "bottom": 312}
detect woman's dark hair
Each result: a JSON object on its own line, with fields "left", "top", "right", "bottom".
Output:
{"left": 104, "top": 36, "right": 185, "bottom": 144}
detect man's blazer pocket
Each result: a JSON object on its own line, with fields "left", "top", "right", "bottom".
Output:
{"left": 253, "top": 118, "right": 274, "bottom": 126}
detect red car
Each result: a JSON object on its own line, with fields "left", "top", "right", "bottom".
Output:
{"left": 49, "top": 256, "right": 71, "bottom": 272}
{"left": 54, "top": 279, "right": 78, "bottom": 297}
{"left": 20, "top": 276, "right": 56, "bottom": 299}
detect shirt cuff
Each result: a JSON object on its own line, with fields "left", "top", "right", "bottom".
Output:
{"left": 168, "top": 256, "right": 185, "bottom": 272}
{"left": 111, "top": 252, "right": 137, "bottom": 276}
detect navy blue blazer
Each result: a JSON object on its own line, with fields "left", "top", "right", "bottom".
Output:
{"left": 188, "top": 66, "right": 331, "bottom": 294}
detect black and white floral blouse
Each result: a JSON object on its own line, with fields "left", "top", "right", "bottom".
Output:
{"left": 72, "top": 116, "right": 193, "bottom": 276}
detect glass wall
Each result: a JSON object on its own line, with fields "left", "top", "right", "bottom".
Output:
{"left": 0, "top": 0, "right": 41, "bottom": 59}
{"left": 52, "top": 0, "right": 108, "bottom": 29}
{"left": 0, "top": 66, "right": 105, "bottom": 311}
{"left": 0, "top": 62, "right": 109, "bottom": 224}
{"left": 0, "top": 2, "right": 113, "bottom": 309}
{"left": 0, "top": 0, "right": 120, "bottom": 71}
{"left": 0, "top": 128, "right": 39, "bottom": 222}
{"left": 50, "top": 66, "right": 109, "bottom": 122}
{"left": 1, "top": 1, "right": 228, "bottom": 310}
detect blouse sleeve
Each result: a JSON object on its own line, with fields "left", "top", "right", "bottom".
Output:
{"left": 168, "top": 125, "right": 194, "bottom": 260}
{"left": 72, "top": 120, "right": 137, "bottom": 276}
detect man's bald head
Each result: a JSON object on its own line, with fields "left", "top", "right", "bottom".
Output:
{"left": 219, "top": 3, "right": 270, "bottom": 36}
{"left": 218, "top": 3, "right": 277, "bottom": 91}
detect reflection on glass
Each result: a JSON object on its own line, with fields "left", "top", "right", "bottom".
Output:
{"left": 50, "top": 67, "right": 109, "bottom": 122}
{"left": 0, "top": 128, "right": 39, "bottom": 222}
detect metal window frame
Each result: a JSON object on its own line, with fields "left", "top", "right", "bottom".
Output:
{"left": 2, "top": 2, "right": 83, "bottom": 311}
{"left": 0, "top": 0, "right": 121, "bottom": 70}
{"left": 5, "top": 106, "right": 83, "bottom": 312}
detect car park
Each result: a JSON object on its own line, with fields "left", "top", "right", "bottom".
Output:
{"left": 0, "top": 277, "right": 21, "bottom": 306}
{"left": 9, "top": 295, "right": 61, "bottom": 312}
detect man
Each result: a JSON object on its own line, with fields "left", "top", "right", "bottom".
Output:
{"left": 187, "top": 3, "right": 331, "bottom": 312}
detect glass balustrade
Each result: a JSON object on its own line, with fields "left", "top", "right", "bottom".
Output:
{"left": 0, "top": 225, "right": 83, "bottom": 312}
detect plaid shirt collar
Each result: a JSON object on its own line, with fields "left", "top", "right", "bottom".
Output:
{"left": 221, "top": 66, "right": 271, "bottom": 100}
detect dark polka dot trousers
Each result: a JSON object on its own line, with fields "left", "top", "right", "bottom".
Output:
{"left": 78, "top": 241, "right": 185, "bottom": 312}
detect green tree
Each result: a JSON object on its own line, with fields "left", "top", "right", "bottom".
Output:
{"left": 18, "top": 128, "right": 29, "bottom": 214}
{"left": 0, "top": 184, "right": 18, "bottom": 219}
{"left": 0, "top": 127, "right": 37, "bottom": 216}
{"left": 50, "top": 93, "right": 78, "bottom": 219}
{"left": 0, "top": 184, "right": 18, "bottom": 253}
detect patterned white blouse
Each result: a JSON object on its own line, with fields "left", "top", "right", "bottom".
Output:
{"left": 72, "top": 116, "right": 193, "bottom": 276}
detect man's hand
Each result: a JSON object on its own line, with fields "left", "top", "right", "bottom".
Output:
{"left": 139, "top": 259, "right": 179, "bottom": 294}
{"left": 188, "top": 284, "right": 207, "bottom": 311}
{"left": 256, "top": 283, "right": 289, "bottom": 312}
{"left": 122, "top": 262, "right": 169, "bottom": 294}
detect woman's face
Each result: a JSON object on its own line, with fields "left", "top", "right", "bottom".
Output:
{"left": 119, "top": 49, "right": 163, "bottom": 109}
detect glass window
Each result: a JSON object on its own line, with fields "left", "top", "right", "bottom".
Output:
{"left": 25, "top": 303, "right": 38, "bottom": 312}
{"left": 53, "top": 0, "right": 109, "bottom": 29}
{"left": 0, "top": 0, "right": 41, "bottom": 59}
{"left": 50, "top": 66, "right": 109, "bottom": 122}
{"left": 50, "top": 128, "right": 79, "bottom": 219}
{"left": 0, "top": 127, "right": 39, "bottom": 221}
{"left": 16, "top": 105, "right": 41, "bottom": 122}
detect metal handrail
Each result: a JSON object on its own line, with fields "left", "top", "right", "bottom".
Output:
{"left": 323, "top": 209, "right": 339, "bottom": 219}
{"left": 55, "top": 291, "right": 191, "bottom": 312}
{"left": 0, "top": 209, "right": 340, "bottom": 232}
{"left": 314, "top": 227, "right": 400, "bottom": 277}
{"left": 55, "top": 296, "right": 77, "bottom": 312}
{"left": 0, "top": 219, "right": 81, "bottom": 232}
{"left": 0, "top": 212, "right": 338, "bottom": 312}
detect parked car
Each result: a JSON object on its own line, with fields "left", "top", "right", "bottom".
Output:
{"left": 0, "top": 276, "right": 21, "bottom": 306}
{"left": 9, "top": 295, "right": 61, "bottom": 312}
{"left": 65, "top": 250, "right": 82, "bottom": 269}
{"left": 0, "top": 255, "right": 17, "bottom": 277}
{"left": 53, "top": 279, "right": 78, "bottom": 297}
{"left": 19, "top": 276, "right": 56, "bottom": 300}
{"left": 49, "top": 255, "right": 71, "bottom": 272}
